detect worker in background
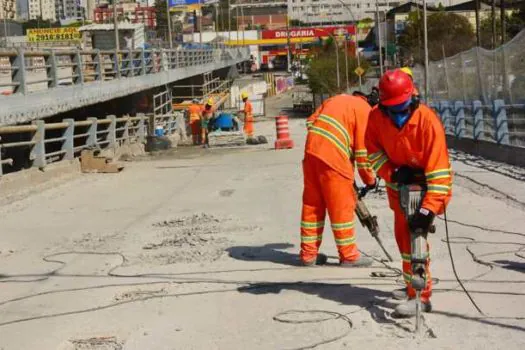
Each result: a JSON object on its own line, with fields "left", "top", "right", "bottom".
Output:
{"left": 187, "top": 99, "right": 203, "bottom": 145}
{"left": 365, "top": 69, "right": 452, "bottom": 317}
{"left": 241, "top": 92, "right": 254, "bottom": 137}
{"left": 400, "top": 67, "right": 419, "bottom": 98}
{"left": 201, "top": 98, "right": 215, "bottom": 148}
{"left": 300, "top": 93, "right": 377, "bottom": 267}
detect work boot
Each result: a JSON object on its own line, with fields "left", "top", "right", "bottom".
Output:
{"left": 301, "top": 253, "right": 328, "bottom": 266}
{"left": 392, "top": 288, "right": 408, "bottom": 300}
{"left": 393, "top": 298, "right": 432, "bottom": 318}
{"left": 339, "top": 256, "right": 373, "bottom": 268}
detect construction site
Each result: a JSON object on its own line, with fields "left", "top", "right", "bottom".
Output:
{"left": 0, "top": 82, "right": 523, "bottom": 348}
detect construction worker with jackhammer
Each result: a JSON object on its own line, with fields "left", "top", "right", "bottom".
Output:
{"left": 365, "top": 69, "right": 452, "bottom": 317}
{"left": 299, "top": 92, "right": 378, "bottom": 267}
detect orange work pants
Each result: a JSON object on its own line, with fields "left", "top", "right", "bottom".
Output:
{"left": 244, "top": 116, "right": 254, "bottom": 137}
{"left": 300, "top": 154, "right": 360, "bottom": 263}
{"left": 392, "top": 200, "right": 432, "bottom": 302}
{"left": 190, "top": 119, "right": 201, "bottom": 145}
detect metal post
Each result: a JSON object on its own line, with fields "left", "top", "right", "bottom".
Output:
{"left": 12, "top": 48, "right": 27, "bottom": 94}
{"left": 344, "top": 38, "right": 349, "bottom": 91}
{"left": 107, "top": 115, "right": 117, "bottom": 148}
{"left": 453, "top": 101, "right": 465, "bottom": 139}
{"left": 31, "top": 120, "right": 46, "bottom": 169}
{"left": 199, "top": 1, "right": 203, "bottom": 44}
{"left": 114, "top": 50, "right": 121, "bottom": 78}
{"left": 472, "top": 100, "right": 484, "bottom": 141}
{"left": 240, "top": 2, "right": 245, "bottom": 45}
{"left": 122, "top": 118, "right": 130, "bottom": 144}
{"left": 376, "top": 1, "right": 384, "bottom": 76}
{"left": 423, "top": 0, "right": 429, "bottom": 101}
{"left": 335, "top": 39, "right": 340, "bottom": 90}
{"left": 87, "top": 117, "right": 98, "bottom": 147}
{"left": 62, "top": 119, "right": 75, "bottom": 160}
{"left": 137, "top": 113, "right": 146, "bottom": 142}
{"left": 491, "top": 0, "right": 496, "bottom": 49}
{"left": 166, "top": 0, "right": 173, "bottom": 49}
{"left": 228, "top": 0, "right": 231, "bottom": 43}
{"left": 113, "top": 0, "right": 119, "bottom": 51}
{"left": 475, "top": 0, "right": 481, "bottom": 47}
{"left": 493, "top": 99, "right": 510, "bottom": 145}
{"left": 94, "top": 50, "right": 103, "bottom": 81}
{"left": 140, "top": 48, "right": 146, "bottom": 75}
{"left": 442, "top": 45, "right": 451, "bottom": 100}
{"left": 73, "top": 50, "right": 84, "bottom": 84}
{"left": 46, "top": 50, "right": 59, "bottom": 88}
{"left": 286, "top": 15, "right": 291, "bottom": 73}
{"left": 460, "top": 52, "right": 467, "bottom": 102}
{"left": 501, "top": 0, "right": 506, "bottom": 44}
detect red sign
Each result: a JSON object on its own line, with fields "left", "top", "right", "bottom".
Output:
{"left": 262, "top": 26, "right": 356, "bottom": 39}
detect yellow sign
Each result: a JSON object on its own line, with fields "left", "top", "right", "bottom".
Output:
{"left": 27, "top": 28, "right": 81, "bottom": 42}
{"left": 354, "top": 66, "right": 365, "bottom": 77}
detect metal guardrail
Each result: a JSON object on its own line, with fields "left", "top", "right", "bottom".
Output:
{"left": 0, "top": 46, "right": 248, "bottom": 95}
{"left": 429, "top": 100, "right": 525, "bottom": 147}
{"left": 0, "top": 111, "right": 181, "bottom": 176}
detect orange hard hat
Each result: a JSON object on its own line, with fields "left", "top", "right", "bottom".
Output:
{"left": 378, "top": 69, "right": 414, "bottom": 106}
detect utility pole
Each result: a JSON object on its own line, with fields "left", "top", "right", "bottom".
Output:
{"left": 199, "top": 0, "right": 203, "bottom": 44}
{"left": 166, "top": 0, "right": 173, "bottom": 48}
{"left": 286, "top": 15, "right": 291, "bottom": 72}
{"left": 113, "top": 0, "right": 119, "bottom": 51}
{"left": 240, "top": 2, "right": 245, "bottom": 45}
{"left": 491, "top": 0, "right": 496, "bottom": 49}
{"left": 344, "top": 37, "right": 349, "bottom": 91}
{"left": 501, "top": 0, "right": 506, "bottom": 44}
{"left": 475, "top": 0, "right": 481, "bottom": 46}
{"left": 228, "top": 0, "right": 231, "bottom": 43}
{"left": 423, "top": 0, "right": 429, "bottom": 100}
{"left": 376, "top": 1, "right": 383, "bottom": 76}
{"left": 335, "top": 37, "right": 340, "bottom": 90}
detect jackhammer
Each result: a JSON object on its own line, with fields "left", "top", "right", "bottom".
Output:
{"left": 399, "top": 184, "right": 435, "bottom": 334}
{"left": 354, "top": 183, "right": 394, "bottom": 262}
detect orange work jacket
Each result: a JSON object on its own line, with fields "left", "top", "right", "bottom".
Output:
{"left": 365, "top": 103, "right": 452, "bottom": 214}
{"left": 244, "top": 101, "right": 254, "bottom": 121}
{"left": 188, "top": 104, "right": 202, "bottom": 121}
{"left": 305, "top": 94, "right": 376, "bottom": 185}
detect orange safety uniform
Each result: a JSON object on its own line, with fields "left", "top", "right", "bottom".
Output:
{"left": 365, "top": 103, "right": 452, "bottom": 302}
{"left": 243, "top": 100, "right": 254, "bottom": 136}
{"left": 188, "top": 103, "right": 203, "bottom": 145}
{"left": 301, "top": 94, "right": 376, "bottom": 263}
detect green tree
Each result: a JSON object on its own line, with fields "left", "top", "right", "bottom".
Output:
{"left": 398, "top": 11, "right": 475, "bottom": 62}
{"left": 306, "top": 41, "right": 370, "bottom": 95}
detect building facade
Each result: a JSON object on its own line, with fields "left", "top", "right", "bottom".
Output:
{"left": 287, "top": 0, "right": 400, "bottom": 23}
{"left": 93, "top": 3, "right": 156, "bottom": 28}
{"left": 55, "top": 0, "right": 85, "bottom": 22}
{"left": 0, "top": 0, "right": 17, "bottom": 20}
{"left": 28, "top": 0, "right": 57, "bottom": 21}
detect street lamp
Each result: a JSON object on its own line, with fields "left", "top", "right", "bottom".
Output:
{"left": 334, "top": 0, "right": 362, "bottom": 90}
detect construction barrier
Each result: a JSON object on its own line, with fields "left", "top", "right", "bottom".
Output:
{"left": 274, "top": 115, "right": 294, "bottom": 150}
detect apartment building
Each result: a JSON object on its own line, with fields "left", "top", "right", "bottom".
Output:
{"left": 0, "top": 0, "right": 17, "bottom": 20}
{"left": 28, "top": 0, "right": 56, "bottom": 21}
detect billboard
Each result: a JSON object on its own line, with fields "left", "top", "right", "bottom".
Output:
{"left": 27, "top": 28, "right": 81, "bottom": 42}
{"left": 261, "top": 26, "right": 356, "bottom": 40}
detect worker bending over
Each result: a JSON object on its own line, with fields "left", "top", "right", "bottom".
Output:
{"left": 241, "top": 92, "right": 254, "bottom": 137}
{"left": 201, "top": 98, "right": 215, "bottom": 148}
{"left": 300, "top": 93, "right": 377, "bottom": 267}
{"left": 365, "top": 69, "right": 452, "bottom": 317}
{"left": 187, "top": 99, "right": 203, "bottom": 145}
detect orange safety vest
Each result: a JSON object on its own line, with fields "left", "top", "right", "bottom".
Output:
{"left": 305, "top": 94, "right": 375, "bottom": 185}
{"left": 188, "top": 104, "right": 202, "bottom": 121}
{"left": 365, "top": 104, "right": 452, "bottom": 214}
{"left": 244, "top": 101, "right": 254, "bottom": 121}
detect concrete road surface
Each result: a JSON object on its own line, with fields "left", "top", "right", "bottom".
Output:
{"left": 0, "top": 92, "right": 524, "bottom": 349}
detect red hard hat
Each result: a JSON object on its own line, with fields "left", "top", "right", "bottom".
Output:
{"left": 378, "top": 69, "right": 414, "bottom": 106}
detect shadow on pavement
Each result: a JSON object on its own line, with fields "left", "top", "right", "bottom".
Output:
{"left": 493, "top": 259, "right": 525, "bottom": 273}
{"left": 227, "top": 243, "right": 303, "bottom": 266}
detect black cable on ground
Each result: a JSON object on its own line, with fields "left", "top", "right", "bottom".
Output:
{"left": 273, "top": 310, "right": 353, "bottom": 350}
{"left": 444, "top": 208, "right": 485, "bottom": 315}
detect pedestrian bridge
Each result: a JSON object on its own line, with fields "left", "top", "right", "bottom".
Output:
{"left": 0, "top": 46, "right": 250, "bottom": 126}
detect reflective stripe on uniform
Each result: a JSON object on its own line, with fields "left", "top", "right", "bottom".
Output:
{"left": 355, "top": 149, "right": 368, "bottom": 157}
{"left": 385, "top": 182, "right": 398, "bottom": 191}
{"left": 426, "top": 168, "right": 452, "bottom": 181}
{"left": 318, "top": 114, "right": 351, "bottom": 147}
{"left": 403, "top": 272, "right": 412, "bottom": 282}
{"left": 301, "top": 221, "right": 325, "bottom": 229}
{"left": 301, "top": 234, "right": 323, "bottom": 243}
{"left": 401, "top": 253, "right": 411, "bottom": 263}
{"left": 306, "top": 121, "right": 313, "bottom": 129}
{"left": 356, "top": 162, "right": 371, "bottom": 169}
{"left": 368, "top": 151, "right": 384, "bottom": 163}
{"left": 309, "top": 126, "right": 350, "bottom": 158}
{"left": 427, "top": 184, "right": 451, "bottom": 194}
{"left": 371, "top": 154, "right": 389, "bottom": 172}
{"left": 335, "top": 236, "right": 356, "bottom": 246}
{"left": 331, "top": 221, "right": 355, "bottom": 231}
